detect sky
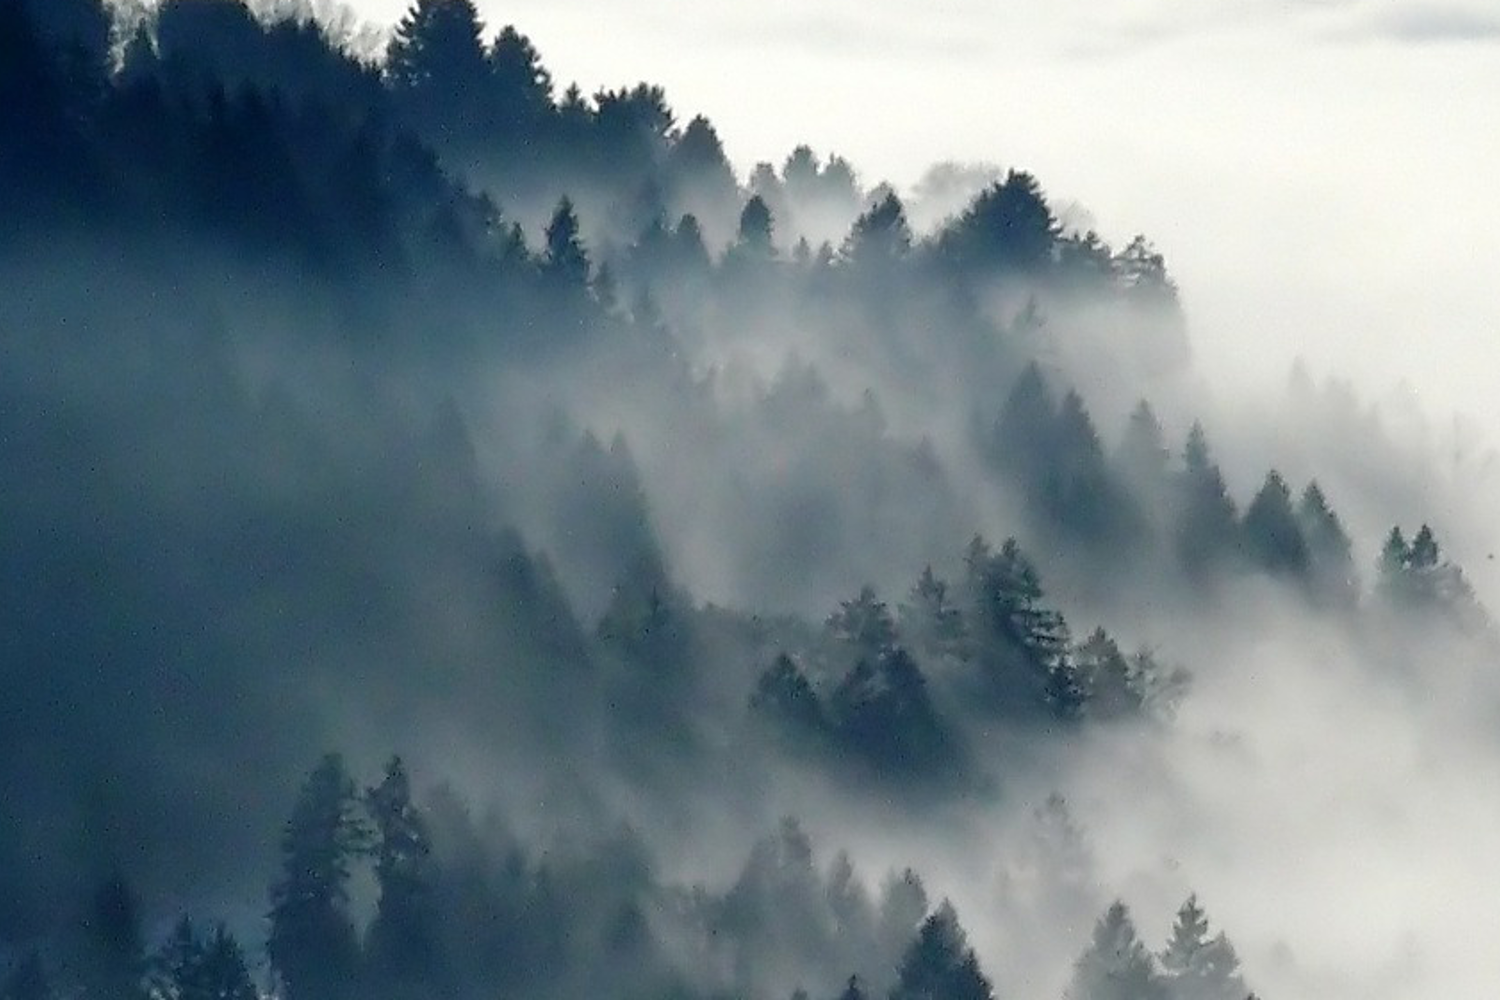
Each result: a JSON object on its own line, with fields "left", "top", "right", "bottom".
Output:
{"left": 338, "top": 0, "right": 1500, "bottom": 426}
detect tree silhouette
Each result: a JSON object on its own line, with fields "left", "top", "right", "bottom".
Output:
{"left": 1241, "top": 470, "right": 1309, "bottom": 577}
{"left": 487, "top": 25, "right": 552, "bottom": 136}
{"left": 69, "top": 874, "right": 147, "bottom": 1000}
{"left": 1159, "top": 895, "right": 1248, "bottom": 1000}
{"left": 1297, "top": 481, "right": 1356, "bottom": 606}
{"left": 387, "top": 0, "right": 491, "bottom": 147}
{"left": 1066, "top": 901, "right": 1167, "bottom": 1000}
{"left": 268, "top": 754, "right": 370, "bottom": 1000}
{"left": 1175, "top": 423, "right": 1238, "bottom": 582}
{"left": 939, "top": 169, "right": 1059, "bottom": 275}
{"left": 843, "top": 192, "right": 912, "bottom": 266}
{"left": 735, "top": 194, "right": 776, "bottom": 258}
{"left": 542, "top": 196, "right": 590, "bottom": 288}
{"left": 963, "top": 535, "right": 1077, "bottom": 716}
{"left": 365, "top": 756, "right": 440, "bottom": 989}
{"left": 889, "top": 900, "right": 993, "bottom": 1000}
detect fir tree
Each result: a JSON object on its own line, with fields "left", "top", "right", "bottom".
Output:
{"left": 1241, "top": 470, "right": 1309, "bottom": 576}
{"left": 1160, "top": 895, "right": 1248, "bottom": 1000}
{"left": 267, "top": 754, "right": 370, "bottom": 1000}
{"left": 1175, "top": 423, "right": 1238, "bottom": 581}
{"left": 1297, "top": 481, "right": 1357, "bottom": 605}
{"left": 898, "top": 566, "right": 968, "bottom": 662}
{"left": 889, "top": 901, "right": 993, "bottom": 1000}
{"left": 1066, "top": 901, "right": 1166, "bottom": 1000}
{"left": 365, "top": 756, "right": 438, "bottom": 986}
{"left": 542, "top": 196, "right": 590, "bottom": 287}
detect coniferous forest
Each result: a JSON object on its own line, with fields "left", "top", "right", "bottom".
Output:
{"left": 2, "top": 2, "right": 1498, "bottom": 999}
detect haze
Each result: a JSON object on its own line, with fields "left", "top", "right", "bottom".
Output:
{"left": 344, "top": 0, "right": 1500, "bottom": 423}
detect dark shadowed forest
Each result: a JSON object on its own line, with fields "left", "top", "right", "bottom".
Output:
{"left": 3, "top": 2, "right": 1498, "bottom": 999}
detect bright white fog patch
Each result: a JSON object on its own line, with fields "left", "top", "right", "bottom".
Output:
{"left": 1049, "top": 597, "right": 1500, "bottom": 1000}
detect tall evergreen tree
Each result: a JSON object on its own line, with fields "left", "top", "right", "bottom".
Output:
{"left": 365, "top": 756, "right": 439, "bottom": 986}
{"left": 70, "top": 874, "right": 147, "bottom": 1000}
{"left": 1073, "top": 628, "right": 1138, "bottom": 720}
{"left": 1297, "top": 481, "right": 1356, "bottom": 605}
{"left": 826, "top": 586, "right": 899, "bottom": 663}
{"left": 962, "top": 535, "right": 1077, "bottom": 717}
{"left": 1159, "top": 896, "right": 1248, "bottom": 1000}
{"left": 991, "top": 362, "right": 1056, "bottom": 490}
{"left": 843, "top": 192, "right": 912, "bottom": 266}
{"left": 487, "top": 25, "right": 552, "bottom": 134}
{"left": 267, "top": 754, "right": 370, "bottom": 1000}
{"left": 1175, "top": 423, "right": 1238, "bottom": 581}
{"left": 1066, "top": 901, "right": 1166, "bottom": 1000}
{"left": 542, "top": 196, "right": 590, "bottom": 287}
{"left": 1117, "top": 400, "right": 1171, "bottom": 500}
{"left": 734, "top": 195, "right": 775, "bottom": 257}
{"left": 1240, "top": 470, "right": 1309, "bottom": 576}
{"left": 898, "top": 566, "right": 968, "bottom": 662}
{"left": 889, "top": 901, "right": 993, "bottom": 1000}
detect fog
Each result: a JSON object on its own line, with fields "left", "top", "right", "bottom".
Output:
{"left": 4, "top": 2, "right": 1500, "bottom": 1000}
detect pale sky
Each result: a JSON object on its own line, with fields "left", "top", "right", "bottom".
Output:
{"left": 341, "top": 0, "right": 1500, "bottom": 422}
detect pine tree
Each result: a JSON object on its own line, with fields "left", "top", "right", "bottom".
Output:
{"left": 991, "top": 362, "right": 1055, "bottom": 489}
{"left": 826, "top": 586, "right": 898, "bottom": 662}
{"left": 1117, "top": 399, "right": 1171, "bottom": 497}
{"left": 1066, "top": 901, "right": 1166, "bottom": 1000}
{"left": 151, "top": 916, "right": 204, "bottom": 1000}
{"left": 735, "top": 195, "right": 775, "bottom": 257}
{"left": 1159, "top": 895, "right": 1248, "bottom": 1000}
{"left": 365, "top": 756, "right": 438, "bottom": 984}
{"left": 1175, "top": 423, "right": 1238, "bottom": 581}
{"left": 386, "top": 0, "right": 491, "bottom": 145}
{"left": 889, "top": 901, "right": 993, "bottom": 1000}
{"left": 1297, "top": 481, "right": 1357, "bottom": 605}
{"left": 72, "top": 874, "right": 147, "bottom": 1000}
{"left": 542, "top": 196, "right": 590, "bottom": 287}
{"left": 876, "top": 869, "right": 929, "bottom": 963}
{"left": 1240, "top": 470, "right": 1309, "bottom": 576}
{"left": 752, "top": 654, "right": 827, "bottom": 739}
{"left": 1046, "top": 389, "right": 1124, "bottom": 544}
{"left": 487, "top": 25, "right": 552, "bottom": 133}
{"left": 1073, "top": 628, "right": 1138, "bottom": 720}
{"left": 963, "top": 535, "right": 1075, "bottom": 716}
{"left": 898, "top": 566, "right": 968, "bottom": 662}
{"left": 193, "top": 927, "right": 257, "bottom": 1000}
{"left": 268, "top": 754, "right": 370, "bottom": 1000}
{"left": 843, "top": 192, "right": 912, "bottom": 266}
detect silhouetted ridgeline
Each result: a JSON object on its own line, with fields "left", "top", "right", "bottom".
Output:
{"left": 1, "top": 1, "right": 1493, "bottom": 998}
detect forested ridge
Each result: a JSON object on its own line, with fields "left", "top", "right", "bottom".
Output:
{"left": 1, "top": 2, "right": 1495, "bottom": 999}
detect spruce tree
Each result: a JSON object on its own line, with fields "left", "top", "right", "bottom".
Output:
{"left": 1175, "top": 423, "right": 1238, "bottom": 581}
{"left": 1160, "top": 895, "right": 1248, "bottom": 1000}
{"left": 1066, "top": 901, "right": 1166, "bottom": 1000}
{"left": 365, "top": 756, "right": 438, "bottom": 985}
{"left": 889, "top": 901, "right": 993, "bottom": 1000}
{"left": 1297, "top": 481, "right": 1356, "bottom": 605}
{"left": 267, "top": 754, "right": 370, "bottom": 1000}
{"left": 1241, "top": 470, "right": 1309, "bottom": 576}
{"left": 542, "top": 196, "right": 590, "bottom": 288}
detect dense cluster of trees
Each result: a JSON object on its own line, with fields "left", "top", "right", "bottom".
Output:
{"left": 4, "top": 2, "right": 1495, "bottom": 998}
{"left": 0, "top": 751, "right": 1264, "bottom": 1000}
{"left": 1065, "top": 897, "right": 1253, "bottom": 1000}
{"left": 752, "top": 538, "right": 1188, "bottom": 784}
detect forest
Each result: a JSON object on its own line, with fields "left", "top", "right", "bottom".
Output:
{"left": 2, "top": 1, "right": 1497, "bottom": 999}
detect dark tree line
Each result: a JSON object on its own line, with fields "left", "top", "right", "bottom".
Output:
{"left": 753, "top": 537, "right": 1189, "bottom": 785}
{"left": 0, "top": 758, "right": 1027, "bottom": 1000}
